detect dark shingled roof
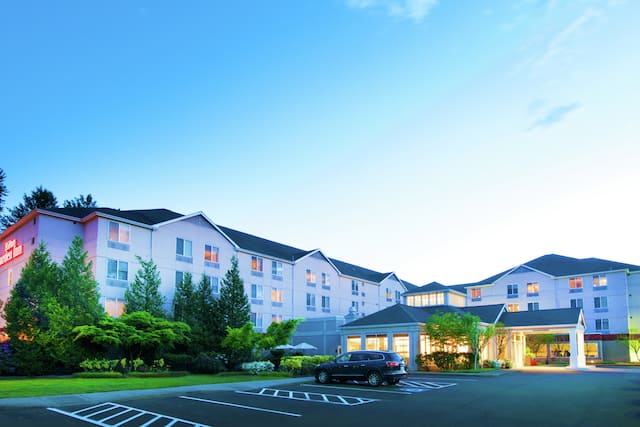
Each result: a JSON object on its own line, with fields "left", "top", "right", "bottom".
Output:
{"left": 499, "top": 308, "right": 582, "bottom": 327}
{"left": 216, "top": 225, "right": 312, "bottom": 262}
{"left": 343, "top": 303, "right": 505, "bottom": 328}
{"left": 45, "top": 207, "right": 184, "bottom": 225}
{"left": 329, "top": 258, "right": 389, "bottom": 283}
{"left": 404, "top": 281, "right": 467, "bottom": 295}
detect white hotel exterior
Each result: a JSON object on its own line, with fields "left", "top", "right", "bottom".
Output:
{"left": 0, "top": 207, "right": 408, "bottom": 341}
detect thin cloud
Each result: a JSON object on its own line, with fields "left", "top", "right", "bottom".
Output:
{"left": 346, "top": 0, "right": 439, "bottom": 22}
{"left": 528, "top": 103, "right": 580, "bottom": 130}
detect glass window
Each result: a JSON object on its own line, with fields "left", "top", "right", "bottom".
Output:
{"left": 251, "top": 312, "right": 263, "bottom": 328}
{"left": 386, "top": 288, "right": 393, "bottom": 301}
{"left": 507, "top": 284, "right": 518, "bottom": 297}
{"left": 395, "top": 290, "right": 401, "bottom": 303}
{"left": 569, "top": 277, "right": 583, "bottom": 289}
{"left": 366, "top": 335, "right": 388, "bottom": 351}
{"left": 251, "top": 284, "right": 263, "bottom": 300}
{"left": 8, "top": 269, "right": 13, "bottom": 287}
{"left": 104, "top": 297, "right": 125, "bottom": 317}
{"left": 593, "top": 275, "right": 607, "bottom": 288}
{"left": 527, "top": 282, "right": 539, "bottom": 295}
{"left": 175, "top": 271, "right": 184, "bottom": 285}
{"left": 271, "top": 288, "right": 283, "bottom": 303}
{"left": 322, "top": 273, "right": 329, "bottom": 286}
{"left": 306, "top": 269, "right": 316, "bottom": 283}
{"left": 204, "top": 245, "right": 219, "bottom": 263}
{"left": 528, "top": 302, "right": 540, "bottom": 311}
{"left": 306, "top": 293, "right": 316, "bottom": 309}
{"left": 351, "top": 280, "right": 359, "bottom": 295}
{"left": 471, "top": 288, "right": 481, "bottom": 299}
{"left": 595, "top": 318, "right": 609, "bottom": 330}
{"left": 272, "top": 314, "right": 283, "bottom": 323}
{"left": 322, "top": 295, "right": 331, "bottom": 311}
{"left": 594, "top": 296, "right": 608, "bottom": 309}
{"left": 272, "top": 261, "right": 283, "bottom": 277}
{"left": 176, "top": 238, "right": 192, "bottom": 257}
{"left": 107, "top": 259, "right": 128, "bottom": 281}
{"left": 351, "top": 301, "right": 359, "bottom": 311}
{"left": 108, "top": 221, "right": 130, "bottom": 243}
{"left": 570, "top": 298, "right": 583, "bottom": 308}
{"left": 210, "top": 276, "right": 219, "bottom": 294}
{"left": 251, "top": 256, "right": 263, "bottom": 272}
{"left": 347, "top": 336, "right": 362, "bottom": 352}
{"left": 393, "top": 334, "right": 410, "bottom": 363}
{"left": 507, "top": 303, "right": 520, "bottom": 312}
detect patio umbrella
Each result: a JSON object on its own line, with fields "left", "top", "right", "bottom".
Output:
{"left": 273, "top": 344, "right": 295, "bottom": 350}
{"left": 293, "top": 342, "right": 317, "bottom": 351}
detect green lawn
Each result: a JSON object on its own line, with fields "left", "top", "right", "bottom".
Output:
{"left": 0, "top": 374, "right": 289, "bottom": 399}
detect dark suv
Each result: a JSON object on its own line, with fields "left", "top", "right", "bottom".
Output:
{"left": 314, "top": 350, "right": 407, "bottom": 387}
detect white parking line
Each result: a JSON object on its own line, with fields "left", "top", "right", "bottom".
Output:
{"left": 48, "top": 402, "right": 209, "bottom": 427}
{"left": 399, "top": 380, "right": 457, "bottom": 389}
{"left": 237, "top": 388, "right": 379, "bottom": 405}
{"left": 179, "top": 395, "right": 302, "bottom": 417}
{"left": 303, "top": 383, "right": 412, "bottom": 395}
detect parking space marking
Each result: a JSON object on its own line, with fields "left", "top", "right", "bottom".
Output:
{"left": 303, "top": 383, "right": 412, "bottom": 395}
{"left": 398, "top": 380, "right": 457, "bottom": 392}
{"left": 179, "top": 395, "right": 302, "bottom": 417}
{"left": 237, "top": 388, "right": 378, "bottom": 406}
{"left": 47, "top": 402, "right": 209, "bottom": 427}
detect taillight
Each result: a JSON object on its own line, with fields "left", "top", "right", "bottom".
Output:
{"left": 386, "top": 361, "right": 400, "bottom": 367}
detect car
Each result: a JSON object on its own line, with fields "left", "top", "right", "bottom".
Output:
{"left": 314, "top": 350, "right": 408, "bottom": 387}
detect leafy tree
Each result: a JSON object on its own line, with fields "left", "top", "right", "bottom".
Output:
{"left": 1, "top": 186, "right": 58, "bottom": 229}
{"left": 125, "top": 256, "right": 166, "bottom": 317}
{"left": 494, "top": 322, "right": 508, "bottom": 360}
{"left": 173, "top": 272, "right": 195, "bottom": 324}
{"left": 424, "top": 312, "right": 465, "bottom": 352}
{"left": 0, "top": 168, "right": 7, "bottom": 214}
{"left": 617, "top": 331, "right": 640, "bottom": 362}
{"left": 256, "top": 318, "right": 302, "bottom": 352}
{"left": 217, "top": 256, "right": 250, "bottom": 330}
{"left": 63, "top": 194, "right": 97, "bottom": 208}
{"left": 74, "top": 312, "right": 190, "bottom": 364}
{"left": 527, "top": 333, "right": 556, "bottom": 363}
{"left": 221, "top": 323, "right": 257, "bottom": 368}
{"left": 460, "top": 313, "right": 495, "bottom": 370}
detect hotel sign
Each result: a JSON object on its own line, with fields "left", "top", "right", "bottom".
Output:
{"left": 0, "top": 239, "right": 24, "bottom": 267}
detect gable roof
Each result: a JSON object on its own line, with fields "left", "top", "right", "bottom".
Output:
{"left": 45, "top": 207, "right": 184, "bottom": 226}
{"left": 329, "top": 257, "right": 390, "bottom": 283}
{"left": 499, "top": 308, "right": 583, "bottom": 328}
{"left": 216, "top": 225, "right": 311, "bottom": 262}
{"left": 343, "top": 303, "right": 506, "bottom": 328}
{"left": 404, "top": 281, "right": 467, "bottom": 296}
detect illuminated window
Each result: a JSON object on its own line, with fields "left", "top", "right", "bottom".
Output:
{"left": 351, "top": 280, "right": 359, "bottom": 295}
{"left": 251, "top": 312, "right": 263, "bottom": 329}
{"left": 108, "top": 221, "right": 130, "bottom": 244}
{"left": 272, "top": 261, "right": 283, "bottom": 277}
{"left": 272, "top": 314, "right": 283, "bottom": 323}
{"left": 569, "top": 277, "right": 583, "bottom": 290}
{"left": 176, "top": 238, "right": 192, "bottom": 258}
{"left": 7, "top": 269, "right": 12, "bottom": 287}
{"left": 322, "top": 295, "right": 331, "bottom": 312}
{"left": 107, "top": 259, "right": 128, "bottom": 281}
{"left": 570, "top": 298, "right": 583, "bottom": 308}
{"left": 251, "top": 284, "right": 263, "bottom": 300}
{"left": 595, "top": 318, "right": 609, "bottom": 331}
{"left": 527, "top": 282, "right": 539, "bottom": 296}
{"left": 393, "top": 334, "right": 410, "bottom": 363}
{"left": 105, "top": 297, "right": 125, "bottom": 317}
{"left": 347, "top": 336, "right": 362, "bottom": 352}
{"left": 507, "top": 284, "right": 518, "bottom": 298}
{"left": 204, "top": 245, "right": 219, "bottom": 263}
{"left": 594, "top": 296, "right": 608, "bottom": 309}
{"left": 386, "top": 288, "right": 393, "bottom": 301}
{"left": 366, "top": 335, "right": 388, "bottom": 351}
{"left": 306, "top": 269, "right": 316, "bottom": 284}
{"left": 271, "top": 288, "right": 283, "bottom": 303}
{"left": 593, "top": 275, "right": 607, "bottom": 288}
{"left": 507, "top": 303, "right": 520, "bottom": 312}
{"left": 306, "top": 293, "right": 316, "bottom": 310}
{"left": 251, "top": 256, "right": 263, "bottom": 272}
{"left": 471, "top": 288, "right": 481, "bottom": 300}
{"left": 528, "top": 302, "right": 540, "bottom": 311}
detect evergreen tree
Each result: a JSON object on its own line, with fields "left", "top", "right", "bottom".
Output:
{"left": 217, "top": 256, "right": 250, "bottom": 330}
{"left": 125, "top": 256, "right": 166, "bottom": 317}
{"left": 173, "top": 272, "right": 195, "bottom": 324}
{"left": 1, "top": 186, "right": 58, "bottom": 229}
{"left": 191, "top": 273, "right": 223, "bottom": 353}
{"left": 63, "top": 194, "right": 97, "bottom": 208}
{"left": 0, "top": 168, "right": 7, "bottom": 214}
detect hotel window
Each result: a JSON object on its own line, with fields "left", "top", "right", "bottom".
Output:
{"left": 251, "top": 256, "right": 263, "bottom": 273}
{"left": 104, "top": 297, "right": 125, "bottom": 318}
{"left": 351, "top": 301, "right": 359, "bottom": 311}
{"left": 175, "top": 271, "right": 185, "bottom": 286}
{"left": 322, "top": 295, "right": 331, "bottom": 312}
{"left": 306, "top": 269, "right": 316, "bottom": 284}
{"left": 347, "top": 336, "right": 362, "bottom": 352}
{"left": 7, "top": 269, "right": 13, "bottom": 287}
{"left": 272, "top": 314, "right": 283, "bottom": 323}
{"left": 569, "top": 277, "right": 583, "bottom": 291}
{"left": 209, "top": 276, "right": 220, "bottom": 294}
{"left": 366, "top": 335, "right": 388, "bottom": 351}
{"left": 251, "top": 284, "right": 263, "bottom": 301}
{"left": 251, "top": 312, "right": 263, "bottom": 329}
{"left": 176, "top": 238, "right": 193, "bottom": 261}
{"left": 471, "top": 288, "right": 481, "bottom": 300}
{"left": 507, "top": 303, "right": 520, "bottom": 312}
{"left": 107, "top": 259, "right": 128, "bottom": 281}
{"left": 594, "top": 296, "right": 608, "bottom": 310}
{"left": 570, "top": 298, "right": 583, "bottom": 308}
{"left": 507, "top": 284, "right": 518, "bottom": 298}
{"left": 272, "top": 261, "right": 283, "bottom": 278}
{"left": 108, "top": 221, "right": 130, "bottom": 250}
{"left": 593, "top": 274, "right": 607, "bottom": 289}
{"left": 528, "top": 302, "right": 540, "bottom": 311}
{"left": 385, "top": 288, "right": 393, "bottom": 301}
{"left": 395, "top": 290, "right": 401, "bottom": 303}
{"left": 526, "top": 282, "right": 539, "bottom": 296}
{"left": 321, "top": 273, "right": 330, "bottom": 289}
{"left": 595, "top": 318, "right": 609, "bottom": 331}
{"left": 204, "top": 245, "right": 219, "bottom": 264}
{"left": 351, "top": 280, "right": 359, "bottom": 295}
{"left": 271, "top": 288, "right": 283, "bottom": 304}
{"left": 306, "top": 293, "right": 316, "bottom": 311}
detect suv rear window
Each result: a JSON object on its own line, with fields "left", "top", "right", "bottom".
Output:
{"left": 387, "top": 353, "right": 403, "bottom": 361}
{"left": 367, "top": 353, "right": 384, "bottom": 360}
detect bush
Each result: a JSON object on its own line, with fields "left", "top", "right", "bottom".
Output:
{"left": 73, "top": 371, "right": 124, "bottom": 378}
{"left": 191, "top": 353, "right": 227, "bottom": 374}
{"left": 0, "top": 342, "right": 17, "bottom": 375}
{"left": 127, "top": 371, "right": 188, "bottom": 378}
{"left": 425, "top": 352, "right": 474, "bottom": 371}
{"left": 241, "top": 361, "right": 275, "bottom": 374}
{"left": 280, "top": 355, "right": 333, "bottom": 376}
{"left": 164, "top": 353, "right": 194, "bottom": 371}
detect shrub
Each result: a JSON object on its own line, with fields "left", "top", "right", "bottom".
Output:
{"left": 164, "top": 353, "right": 194, "bottom": 371}
{"left": 73, "top": 371, "right": 124, "bottom": 379}
{"left": 280, "top": 355, "right": 333, "bottom": 376}
{"left": 241, "top": 361, "right": 275, "bottom": 374}
{"left": 191, "top": 352, "right": 226, "bottom": 374}
{"left": 0, "top": 342, "right": 17, "bottom": 375}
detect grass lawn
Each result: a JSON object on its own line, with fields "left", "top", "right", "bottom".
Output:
{"left": 0, "top": 373, "right": 290, "bottom": 399}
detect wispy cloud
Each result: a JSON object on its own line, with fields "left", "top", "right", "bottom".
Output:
{"left": 528, "top": 102, "right": 580, "bottom": 130}
{"left": 346, "top": 0, "right": 439, "bottom": 22}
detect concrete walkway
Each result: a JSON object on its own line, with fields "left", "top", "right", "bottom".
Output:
{"left": 0, "top": 376, "right": 314, "bottom": 409}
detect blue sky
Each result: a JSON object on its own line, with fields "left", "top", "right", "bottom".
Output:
{"left": 2, "top": 0, "right": 639, "bottom": 285}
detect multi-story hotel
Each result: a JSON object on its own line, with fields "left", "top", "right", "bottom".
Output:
{"left": 1, "top": 207, "right": 638, "bottom": 368}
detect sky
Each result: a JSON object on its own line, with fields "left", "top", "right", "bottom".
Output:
{"left": 2, "top": 0, "right": 639, "bottom": 287}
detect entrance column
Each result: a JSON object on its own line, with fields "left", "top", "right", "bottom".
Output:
{"left": 511, "top": 332, "right": 525, "bottom": 368}
{"left": 569, "top": 328, "right": 586, "bottom": 369}
{"left": 409, "top": 331, "right": 420, "bottom": 371}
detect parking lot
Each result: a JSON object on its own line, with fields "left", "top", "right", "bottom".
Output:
{"left": 1, "top": 370, "right": 639, "bottom": 427}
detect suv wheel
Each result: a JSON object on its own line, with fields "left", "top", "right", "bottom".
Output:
{"left": 367, "top": 371, "right": 383, "bottom": 387}
{"left": 316, "top": 370, "right": 331, "bottom": 384}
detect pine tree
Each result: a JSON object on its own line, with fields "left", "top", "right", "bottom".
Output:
{"left": 0, "top": 168, "right": 7, "bottom": 214}
{"left": 125, "top": 256, "right": 166, "bottom": 317}
{"left": 1, "top": 186, "right": 58, "bottom": 229}
{"left": 191, "top": 273, "right": 224, "bottom": 353}
{"left": 217, "top": 256, "right": 250, "bottom": 330}
{"left": 63, "top": 194, "right": 97, "bottom": 208}
{"left": 173, "top": 272, "right": 195, "bottom": 323}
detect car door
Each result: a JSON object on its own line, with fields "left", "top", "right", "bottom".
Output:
{"left": 336, "top": 352, "right": 365, "bottom": 379}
